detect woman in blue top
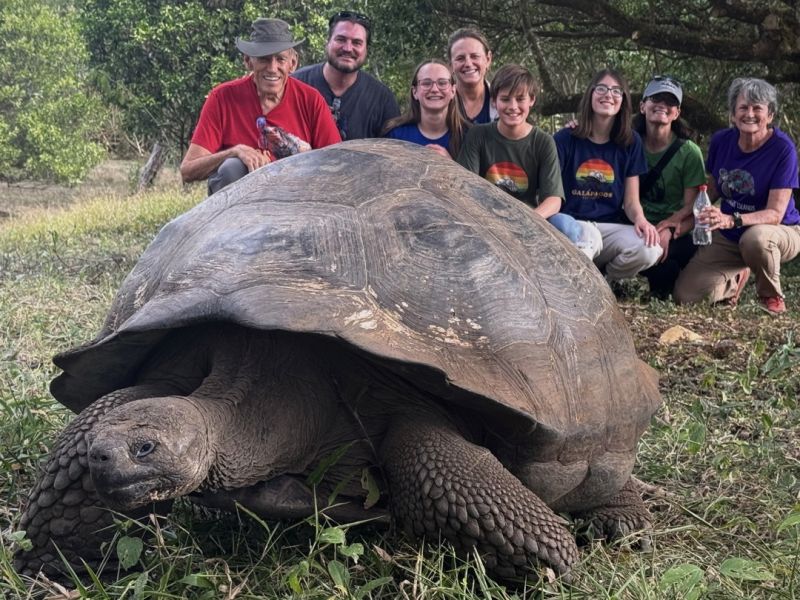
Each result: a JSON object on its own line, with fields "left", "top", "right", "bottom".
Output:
{"left": 383, "top": 60, "right": 468, "bottom": 159}
{"left": 554, "top": 69, "right": 661, "bottom": 282}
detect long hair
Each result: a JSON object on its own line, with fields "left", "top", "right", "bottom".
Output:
{"left": 573, "top": 68, "right": 634, "bottom": 146}
{"left": 632, "top": 113, "right": 696, "bottom": 141}
{"left": 382, "top": 59, "right": 469, "bottom": 158}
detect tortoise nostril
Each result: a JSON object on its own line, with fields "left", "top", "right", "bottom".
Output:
{"left": 89, "top": 446, "right": 110, "bottom": 463}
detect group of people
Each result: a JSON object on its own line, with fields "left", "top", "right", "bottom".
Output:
{"left": 180, "top": 14, "right": 800, "bottom": 315}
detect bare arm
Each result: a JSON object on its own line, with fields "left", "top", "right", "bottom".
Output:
{"left": 702, "top": 188, "right": 793, "bottom": 230}
{"left": 179, "top": 143, "right": 271, "bottom": 183}
{"left": 656, "top": 186, "right": 698, "bottom": 237}
{"left": 622, "top": 176, "right": 659, "bottom": 246}
{"left": 533, "top": 195, "right": 563, "bottom": 220}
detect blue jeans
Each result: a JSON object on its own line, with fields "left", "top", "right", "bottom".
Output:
{"left": 547, "top": 213, "right": 582, "bottom": 243}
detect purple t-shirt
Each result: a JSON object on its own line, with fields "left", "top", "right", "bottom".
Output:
{"left": 707, "top": 127, "right": 799, "bottom": 242}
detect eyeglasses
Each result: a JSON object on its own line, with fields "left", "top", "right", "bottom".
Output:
{"left": 330, "top": 97, "right": 347, "bottom": 140}
{"left": 329, "top": 10, "right": 371, "bottom": 31}
{"left": 593, "top": 84, "right": 624, "bottom": 98}
{"left": 416, "top": 78, "right": 453, "bottom": 90}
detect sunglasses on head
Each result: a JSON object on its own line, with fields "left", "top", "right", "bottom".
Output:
{"left": 652, "top": 75, "right": 683, "bottom": 89}
{"left": 329, "top": 10, "right": 371, "bottom": 31}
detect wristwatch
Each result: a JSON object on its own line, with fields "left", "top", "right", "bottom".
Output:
{"left": 732, "top": 212, "right": 743, "bottom": 228}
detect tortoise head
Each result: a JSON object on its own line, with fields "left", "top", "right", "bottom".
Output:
{"left": 88, "top": 396, "right": 214, "bottom": 510}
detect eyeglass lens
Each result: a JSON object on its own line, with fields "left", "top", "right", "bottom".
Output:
{"left": 417, "top": 78, "right": 452, "bottom": 90}
{"left": 594, "top": 84, "right": 623, "bottom": 97}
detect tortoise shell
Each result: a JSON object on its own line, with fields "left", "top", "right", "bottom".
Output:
{"left": 52, "top": 139, "right": 659, "bottom": 464}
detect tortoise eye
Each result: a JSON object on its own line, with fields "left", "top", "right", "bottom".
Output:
{"left": 135, "top": 441, "right": 156, "bottom": 458}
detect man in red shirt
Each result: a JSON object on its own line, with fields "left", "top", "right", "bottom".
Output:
{"left": 180, "top": 18, "right": 341, "bottom": 194}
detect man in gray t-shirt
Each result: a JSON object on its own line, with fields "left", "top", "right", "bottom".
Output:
{"left": 293, "top": 11, "right": 399, "bottom": 140}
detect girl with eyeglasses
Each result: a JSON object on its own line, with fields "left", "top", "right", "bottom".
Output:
{"left": 382, "top": 60, "right": 468, "bottom": 159}
{"left": 554, "top": 69, "right": 661, "bottom": 284}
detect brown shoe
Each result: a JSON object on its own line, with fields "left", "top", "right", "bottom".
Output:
{"left": 727, "top": 267, "right": 750, "bottom": 307}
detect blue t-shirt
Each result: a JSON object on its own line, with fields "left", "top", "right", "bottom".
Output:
{"left": 456, "top": 81, "right": 496, "bottom": 124}
{"left": 707, "top": 126, "right": 800, "bottom": 242}
{"left": 385, "top": 123, "right": 450, "bottom": 151}
{"left": 553, "top": 128, "right": 648, "bottom": 223}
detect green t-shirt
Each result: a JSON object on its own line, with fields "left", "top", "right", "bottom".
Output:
{"left": 457, "top": 122, "right": 564, "bottom": 208}
{"left": 641, "top": 137, "right": 706, "bottom": 223}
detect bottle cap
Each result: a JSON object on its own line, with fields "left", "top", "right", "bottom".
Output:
{"left": 699, "top": 184, "right": 707, "bottom": 191}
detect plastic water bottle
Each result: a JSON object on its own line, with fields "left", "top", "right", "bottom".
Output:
{"left": 692, "top": 185, "right": 712, "bottom": 246}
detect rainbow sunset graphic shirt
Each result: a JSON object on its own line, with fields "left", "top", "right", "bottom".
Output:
{"left": 485, "top": 161, "right": 529, "bottom": 195}
{"left": 553, "top": 128, "right": 648, "bottom": 222}
{"left": 456, "top": 123, "right": 565, "bottom": 208}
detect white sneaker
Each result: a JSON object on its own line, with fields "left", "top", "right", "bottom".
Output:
{"left": 575, "top": 221, "right": 602, "bottom": 259}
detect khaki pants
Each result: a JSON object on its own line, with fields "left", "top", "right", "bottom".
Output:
{"left": 674, "top": 224, "right": 800, "bottom": 303}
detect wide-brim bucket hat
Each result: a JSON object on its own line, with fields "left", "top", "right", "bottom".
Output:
{"left": 236, "top": 18, "right": 304, "bottom": 57}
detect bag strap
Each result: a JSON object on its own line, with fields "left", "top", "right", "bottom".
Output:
{"left": 640, "top": 138, "right": 685, "bottom": 197}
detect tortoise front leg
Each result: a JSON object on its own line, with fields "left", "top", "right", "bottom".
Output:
{"left": 381, "top": 416, "right": 579, "bottom": 579}
{"left": 14, "top": 385, "right": 174, "bottom": 578}
{"left": 575, "top": 477, "right": 653, "bottom": 549}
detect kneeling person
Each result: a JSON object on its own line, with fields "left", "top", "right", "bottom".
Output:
{"left": 457, "top": 64, "right": 592, "bottom": 255}
{"left": 180, "top": 18, "right": 341, "bottom": 195}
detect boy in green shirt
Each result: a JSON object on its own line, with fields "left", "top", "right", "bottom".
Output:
{"left": 457, "top": 64, "right": 599, "bottom": 257}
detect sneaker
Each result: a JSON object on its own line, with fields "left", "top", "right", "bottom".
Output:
{"left": 759, "top": 295, "right": 786, "bottom": 315}
{"left": 727, "top": 267, "right": 750, "bottom": 307}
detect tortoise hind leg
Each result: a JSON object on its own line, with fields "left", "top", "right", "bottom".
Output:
{"left": 574, "top": 477, "right": 653, "bottom": 549}
{"left": 14, "top": 384, "right": 174, "bottom": 578}
{"left": 381, "top": 416, "right": 578, "bottom": 579}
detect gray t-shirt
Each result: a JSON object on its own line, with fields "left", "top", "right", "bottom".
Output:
{"left": 292, "top": 63, "right": 399, "bottom": 140}
{"left": 458, "top": 122, "right": 564, "bottom": 208}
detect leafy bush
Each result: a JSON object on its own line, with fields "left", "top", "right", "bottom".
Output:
{"left": 0, "top": 0, "right": 105, "bottom": 184}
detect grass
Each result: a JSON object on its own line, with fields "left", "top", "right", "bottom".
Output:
{"left": 1, "top": 169, "right": 799, "bottom": 599}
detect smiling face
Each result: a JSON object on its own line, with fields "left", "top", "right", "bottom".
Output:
{"left": 412, "top": 63, "right": 455, "bottom": 113}
{"left": 449, "top": 36, "right": 492, "bottom": 89}
{"left": 326, "top": 21, "right": 368, "bottom": 74}
{"left": 640, "top": 93, "right": 680, "bottom": 126}
{"left": 494, "top": 85, "right": 534, "bottom": 133}
{"left": 591, "top": 75, "right": 624, "bottom": 118}
{"left": 246, "top": 50, "right": 298, "bottom": 99}
{"left": 732, "top": 93, "right": 773, "bottom": 136}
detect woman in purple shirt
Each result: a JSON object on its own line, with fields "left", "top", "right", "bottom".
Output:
{"left": 675, "top": 78, "right": 800, "bottom": 314}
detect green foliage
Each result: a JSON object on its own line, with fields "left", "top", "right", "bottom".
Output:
{"left": 76, "top": 0, "right": 449, "bottom": 152}
{"left": 0, "top": 0, "right": 105, "bottom": 183}
{"left": 79, "top": 0, "right": 250, "bottom": 153}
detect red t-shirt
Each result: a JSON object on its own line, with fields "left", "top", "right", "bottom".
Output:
{"left": 191, "top": 74, "right": 341, "bottom": 152}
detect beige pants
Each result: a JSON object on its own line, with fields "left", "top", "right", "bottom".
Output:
{"left": 674, "top": 224, "right": 800, "bottom": 303}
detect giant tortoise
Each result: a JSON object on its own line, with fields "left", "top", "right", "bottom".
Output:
{"left": 15, "top": 139, "right": 661, "bottom": 580}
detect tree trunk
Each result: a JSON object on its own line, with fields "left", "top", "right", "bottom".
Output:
{"left": 137, "top": 142, "right": 166, "bottom": 192}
